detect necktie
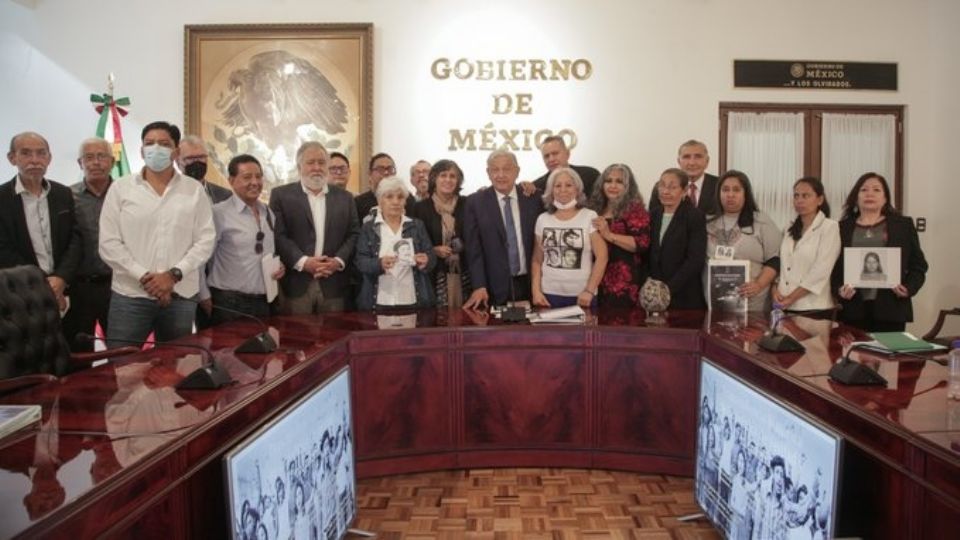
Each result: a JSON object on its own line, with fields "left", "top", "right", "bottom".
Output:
{"left": 689, "top": 182, "right": 698, "bottom": 207}
{"left": 502, "top": 195, "right": 521, "bottom": 276}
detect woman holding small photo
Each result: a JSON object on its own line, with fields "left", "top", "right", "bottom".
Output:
{"left": 831, "top": 172, "right": 928, "bottom": 332}
{"left": 355, "top": 177, "right": 436, "bottom": 311}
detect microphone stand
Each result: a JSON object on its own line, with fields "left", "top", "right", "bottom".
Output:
{"left": 828, "top": 343, "right": 889, "bottom": 386}
{"left": 176, "top": 294, "right": 278, "bottom": 353}
{"left": 77, "top": 333, "right": 233, "bottom": 390}
{"left": 757, "top": 308, "right": 837, "bottom": 353}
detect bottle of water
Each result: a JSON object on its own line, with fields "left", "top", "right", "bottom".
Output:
{"left": 949, "top": 340, "right": 960, "bottom": 400}
{"left": 770, "top": 303, "right": 784, "bottom": 334}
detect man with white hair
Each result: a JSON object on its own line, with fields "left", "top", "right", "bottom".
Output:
{"left": 462, "top": 149, "right": 543, "bottom": 309}
{"left": 176, "top": 134, "right": 232, "bottom": 204}
{"left": 409, "top": 159, "right": 431, "bottom": 201}
{"left": 270, "top": 141, "right": 359, "bottom": 313}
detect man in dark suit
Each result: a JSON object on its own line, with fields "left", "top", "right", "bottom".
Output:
{"left": 1, "top": 131, "right": 81, "bottom": 311}
{"left": 354, "top": 152, "right": 415, "bottom": 222}
{"left": 649, "top": 139, "right": 719, "bottom": 216}
{"left": 463, "top": 149, "right": 543, "bottom": 309}
{"left": 271, "top": 141, "right": 359, "bottom": 313}
{"left": 530, "top": 135, "right": 599, "bottom": 196}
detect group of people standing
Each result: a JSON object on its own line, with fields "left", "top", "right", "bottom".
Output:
{"left": 1, "top": 125, "right": 928, "bottom": 358}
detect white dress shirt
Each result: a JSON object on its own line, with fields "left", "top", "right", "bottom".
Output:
{"left": 99, "top": 170, "right": 215, "bottom": 299}
{"left": 15, "top": 176, "right": 53, "bottom": 273}
{"left": 495, "top": 186, "right": 528, "bottom": 274}
{"left": 294, "top": 182, "right": 345, "bottom": 272}
{"left": 777, "top": 211, "right": 841, "bottom": 311}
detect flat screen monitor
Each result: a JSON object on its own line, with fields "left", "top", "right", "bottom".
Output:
{"left": 224, "top": 367, "right": 355, "bottom": 540}
{"left": 696, "top": 359, "right": 842, "bottom": 539}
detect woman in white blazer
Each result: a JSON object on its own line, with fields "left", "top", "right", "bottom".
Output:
{"left": 773, "top": 177, "right": 841, "bottom": 311}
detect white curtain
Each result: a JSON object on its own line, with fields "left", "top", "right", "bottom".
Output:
{"left": 726, "top": 112, "right": 805, "bottom": 228}
{"left": 821, "top": 113, "right": 896, "bottom": 218}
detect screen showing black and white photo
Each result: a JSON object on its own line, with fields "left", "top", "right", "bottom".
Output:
{"left": 708, "top": 260, "right": 749, "bottom": 313}
{"left": 842, "top": 246, "right": 900, "bottom": 289}
{"left": 224, "top": 367, "right": 355, "bottom": 540}
{"left": 696, "top": 360, "right": 842, "bottom": 540}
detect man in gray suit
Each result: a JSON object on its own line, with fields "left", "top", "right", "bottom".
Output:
{"left": 270, "top": 141, "right": 359, "bottom": 313}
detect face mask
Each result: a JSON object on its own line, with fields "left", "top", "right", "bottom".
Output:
{"left": 302, "top": 175, "right": 327, "bottom": 192}
{"left": 143, "top": 145, "right": 173, "bottom": 172}
{"left": 184, "top": 161, "right": 207, "bottom": 180}
{"left": 553, "top": 198, "right": 578, "bottom": 210}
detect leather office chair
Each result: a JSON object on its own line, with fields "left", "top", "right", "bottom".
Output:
{"left": 0, "top": 265, "right": 136, "bottom": 395}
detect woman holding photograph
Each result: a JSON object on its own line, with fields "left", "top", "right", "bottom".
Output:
{"left": 355, "top": 177, "right": 436, "bottom": 310}
{"left": 588, "top": 164, "right": 651, "bottom": 308}
{"left": 704, "top": 170, "right": 781, "bottom": 312}
{"left": 831, "top": 172, "right": 928, "bottom": 332}
{"left": 773, "top": 177, "right": 840, "bottom": 311}
{"left": 411, "top": 160, "right": 471, "bottom": 308}
{"left": 531, "top": 167, "right": 608, "bottom": 308}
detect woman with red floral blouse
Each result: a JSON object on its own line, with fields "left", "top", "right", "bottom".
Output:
{"left": 588, "top": 164, "right": 651, "bottom": 307}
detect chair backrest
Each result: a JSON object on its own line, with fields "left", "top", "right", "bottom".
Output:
{"left": 0, "top": 265, "right": 70, "bottom": 379}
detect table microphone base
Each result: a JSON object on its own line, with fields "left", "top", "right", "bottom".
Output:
{"left": 829, "top": 360, "right": 888, "bottom": 386}
{"left": 758, "top": 333, "right": 805, "bottom": 353}
{"left": 235, "top": 332, "right": 278, "bottom": 353}
{"left": 176, "top": 362, "right": 232, "bottom": 390}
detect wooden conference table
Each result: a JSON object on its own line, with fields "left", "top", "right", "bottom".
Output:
{"left": 0, "top": 308, "right": 958, "bottom": 539}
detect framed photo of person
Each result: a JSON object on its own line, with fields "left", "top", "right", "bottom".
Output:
{"left": 184, "top": 23, "right": 373, "bottom": 196}
{"left": 707, "top": 259, "right": 749, "bottom": 313}
{"left": 843, "top": 247, "right": 900, "bottom": 288}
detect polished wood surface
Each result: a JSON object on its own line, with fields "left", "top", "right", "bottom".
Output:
{"left": 0, "top": 308, "right": 957, "bottom": 539}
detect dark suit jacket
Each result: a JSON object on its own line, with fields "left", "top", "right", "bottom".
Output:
{"left": 270, "top": 183, "right": 359, "bottom": 298}
{"left": 831, "top": 214, "right": 928, "bottom": 324}
{"left": 411, "top": 196, "right": 466, "bottom": 276}
{"left": 0, "top": 177, "right": 81, "bottom": 283}
{"left": 463, "top": 187, "right": 542, "bottom": 305}
{"left": 649, "top": 173, "right": 719, "bottom": 216}
{"left": 533, "top": 164, "right": 600, "bottom": 197}
{"left": 649, "top": 198, "right": 707, "bottom": 310}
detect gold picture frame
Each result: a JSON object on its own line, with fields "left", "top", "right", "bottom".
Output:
{"left": 184, "top": 23, "right": 373, "bottom": 194}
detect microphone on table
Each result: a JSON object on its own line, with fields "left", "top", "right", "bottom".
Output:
{"left": 828, "top": 343, "right": 889, "bottom": 386}
{"left": 75, "top": 332, "right": 233, "bottom": 390}
{"left": 174, "top": 293, "right": 278, "bottom": 353}
{"left": 757, "top": 308, "right": 837, "bottom": 353}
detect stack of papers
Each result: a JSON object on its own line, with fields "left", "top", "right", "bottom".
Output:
{"left": 529, "top": 305, "right": 585, "bottom": 324}
{"left": 856, "top": 332, "right": 946, "bottom": 354}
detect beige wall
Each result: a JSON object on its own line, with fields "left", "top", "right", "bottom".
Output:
{"left": 2, "top": 0, "right": 957, "bottom": 331}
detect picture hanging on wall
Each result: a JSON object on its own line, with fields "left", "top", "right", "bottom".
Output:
{"left": 185, "top": 23, "right": 373, "bottom": 195}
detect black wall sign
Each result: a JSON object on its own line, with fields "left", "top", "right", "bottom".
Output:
{"left": 734, "top": 60, "right": 897, "bottom": 90}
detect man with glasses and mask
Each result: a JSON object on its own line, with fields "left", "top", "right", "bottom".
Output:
{"left": 176, "top": 135, "right": 232, "bottom": 204}
{"left": 99, "top": 121, "right": 215, "bottom": 347}
{"left": 271, "top": 141, "right": 358, "bottom": 314}
{"left": 204, "top": 154, "right": 285, "bottom": 323}
{"left": 354, "top": 152, "right": 415, "bottom": 222}
{"left": 62, "top": 137, "right": 115, "bottom": 350}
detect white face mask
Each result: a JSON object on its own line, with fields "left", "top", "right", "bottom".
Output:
{"left": 302, "top": 174, "right": 327, "bottom": 192}
{"left": 142, "top": 144, "right": 173, "bottom": 172}
{"left": 553, "top": 198, "right": 578, "bottom": 210}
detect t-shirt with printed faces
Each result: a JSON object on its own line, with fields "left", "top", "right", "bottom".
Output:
{"left": 535, "top": 207, "right": 598, "bottom": 296}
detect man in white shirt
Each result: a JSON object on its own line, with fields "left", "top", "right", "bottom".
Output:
{"left": 99, "top": 121, "right": 215, "bottom": 347}
{"left": 650, "top": 139, "right": 719, "bottom": 215}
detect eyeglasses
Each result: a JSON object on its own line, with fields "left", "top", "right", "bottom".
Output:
{"left": 255, "top": 231, "right": 265, "bottom": 254}
{"left": 81, "top": 153, "right": 112, "bottom": 162}
{"left": 329, "top": 165, "right": 349, "bottom": 174}
{"left": 372, "top": 165, "right": 396, "bottom": 174}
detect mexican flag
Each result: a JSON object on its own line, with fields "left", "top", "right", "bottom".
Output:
{"left": 90, "top": 92, "right": 132, "bottom": 178}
